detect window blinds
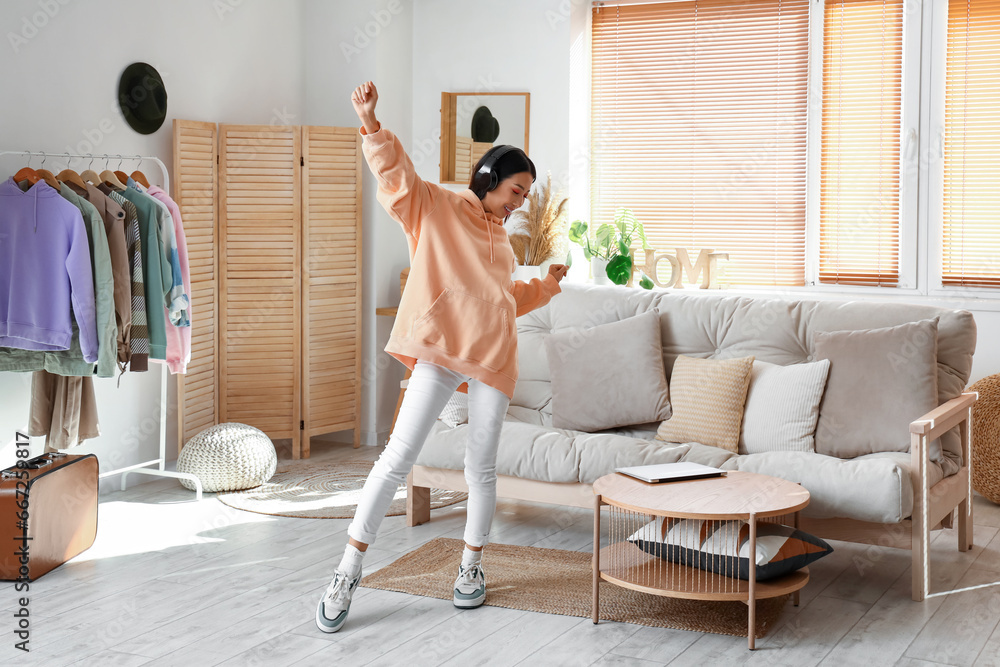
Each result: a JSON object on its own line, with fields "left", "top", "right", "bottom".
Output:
{"left": 942, "top": 0, "right": 1000, "bottom": 288}
{"left": 590, "top": 0, "right": 810, "bottom": 286}
{"left": 818, "top": 0, "right": 904, "bottom": 287}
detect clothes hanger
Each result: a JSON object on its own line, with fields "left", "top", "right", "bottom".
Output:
{"left": 113, "top": 156, "right": 130, "bottom": 186}
{"left": 130, "top": 154, "right": 150, "bottom": 188}
{"left": 13, "top": 151, "right": 40, "bottom": 185}
{"left": 101, "top": 155, "right": 127, "bottom": 190}
{"left": 57, "top": 153, "right": 88, "bottom": 191}
{"left": 34, "top": 154, "right": 61, "bottom": 190}
{"left": 80, "top": 154, "right": 103, "bottom": 186}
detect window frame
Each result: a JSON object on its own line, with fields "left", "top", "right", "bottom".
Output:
{"left": 925, "top": 0, "right": 1000, "bottom": 298}
{"left": 806, "top": 0, "right": 921, "bottom": 292}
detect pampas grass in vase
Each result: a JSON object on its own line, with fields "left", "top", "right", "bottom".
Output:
{"left": 507, "top": 173, "right": 568, "bottom": 276}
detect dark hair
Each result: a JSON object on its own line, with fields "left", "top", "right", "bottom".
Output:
{"left": 468, "top": 145, "right": 536, "bottom": 199}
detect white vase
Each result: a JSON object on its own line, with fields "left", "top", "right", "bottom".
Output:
{"left": 512, "top": 265, "right": 543, "bottom": 282}
{"left": 591, "top": 256, "right": 611, "bottom": 285}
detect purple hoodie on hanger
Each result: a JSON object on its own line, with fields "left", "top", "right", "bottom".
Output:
{"left": 0, "top": 177, "right": 98, "bottom": 361}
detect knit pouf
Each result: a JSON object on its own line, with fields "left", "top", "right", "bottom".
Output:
{"left": 970, "top": 374, "right": 1000, "bottom": 504}
{"left": 177, "top": 423, "right": 277, "bottom": 493}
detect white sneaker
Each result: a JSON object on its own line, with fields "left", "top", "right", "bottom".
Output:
{"left": 453, "top": 562, "right": 486, "bottom": 608}
{"left": 315, "top": 569, "right": 361, "bottom": 633}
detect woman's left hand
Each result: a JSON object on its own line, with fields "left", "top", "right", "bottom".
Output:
{"left": 548, "top": 264, "right": 569, "bottom": 283}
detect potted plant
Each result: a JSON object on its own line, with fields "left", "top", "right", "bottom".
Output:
{"left": 568, "top": 208, "right": 651, "bottom": 286}
{"left": 508, "top": 173, "right": 568, "bottom": 280}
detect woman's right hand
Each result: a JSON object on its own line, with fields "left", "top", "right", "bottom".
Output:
{"left": 547, "top": 264, "right": 569, "bottom": 283}
{"left": 351, "top": 81, "right": 380, "bottom": 134}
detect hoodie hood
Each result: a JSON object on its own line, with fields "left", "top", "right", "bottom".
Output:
{"left": 8, "top": 177, "right": 56, "bottom": 232}
{"left": 458, "top": 188, "right": 504, "bottom": 264}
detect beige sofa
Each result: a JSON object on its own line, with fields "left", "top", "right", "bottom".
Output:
{"left": 406, "top": 283, "right": 978, "bottom": 601}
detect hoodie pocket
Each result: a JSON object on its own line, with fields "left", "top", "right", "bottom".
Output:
{"left": 411, "top": 289, "right": 510, "bottom": 372}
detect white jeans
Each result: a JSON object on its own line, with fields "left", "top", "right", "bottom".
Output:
{"left": 348, "top": 360, "right": 511, "bottom": 548}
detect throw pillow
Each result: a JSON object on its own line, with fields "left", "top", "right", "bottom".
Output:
{"left": 739, "top": 359, "right": 832, "bottom": 455}
{"left": 655, "top": 355, "right": 754, "bottom": 452}
{"left": 628, "top": 517, "right": 833, "bottom": 581}
{"left": 545, "top": 310, "right": 671, "bottom": 432}
{"left": 813, "top": 319, "right": 938, "bottom": 458}
{"left": 438, "top": 392, "right": 469, "bottom": 428}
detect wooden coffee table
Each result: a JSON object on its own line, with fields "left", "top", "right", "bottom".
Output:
{"left": 592, "top": 471, "right": 810, "bottom": 649}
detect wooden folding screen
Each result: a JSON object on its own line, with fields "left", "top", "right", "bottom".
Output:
{"left": 219, "top": 125, "right": 303, "bottom": 454}
{"left": 301, "top": 126, "right": 363, "bottom": 455}
{"left": 173, "top": 120, "right": 219, "bottom": 446}
{"left": 173, "top": 121, "right": 362, "bottom": 459}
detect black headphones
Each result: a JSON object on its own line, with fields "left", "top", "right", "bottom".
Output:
{"left": 471, "top": 144, "right": 517, "bottom": 197}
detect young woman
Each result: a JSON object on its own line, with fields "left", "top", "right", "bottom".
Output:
{"left": 316, "top": 81, "right": 568, "bottom": 633}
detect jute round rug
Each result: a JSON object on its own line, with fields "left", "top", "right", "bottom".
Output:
{"left": 217, "top": 461, "right": 468, "bottom": 519}
{"left": 361, "top": 537, "right": 790, "bottom": 639}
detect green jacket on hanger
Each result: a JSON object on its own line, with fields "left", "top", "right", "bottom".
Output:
{"left": 117, "top": 187, "right": 170, "bottom": 362}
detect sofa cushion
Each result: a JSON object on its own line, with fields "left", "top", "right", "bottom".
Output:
{"left": 417, "top": 415, "right": 736, "bottom": 485}
{"left": 416, "top": 415, "right": 941, "bottom": 523}
{"left": 656, "top": 355, "right": 754, "bottom": 452}
{"left": 545, "top": 310, "right": 671, "bottom": 432}
{"left": 813, "top": 319, "right": 939, "bottom": 458}
{"left": 628, "top": 518, "right": 834, "bottom": 581}
{"left": 740, "top": 359, "right": 831, "bottom": 455}
{"left": 731, "top": 450, "right": 943, "bottom": 523}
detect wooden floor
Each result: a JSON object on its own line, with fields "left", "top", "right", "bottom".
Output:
{"left": 3, "top": 442, "right": 1000, "bottom": 667}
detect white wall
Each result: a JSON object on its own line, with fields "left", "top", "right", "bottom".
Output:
{"left": 409, "top": 0, "right": 571, "bottom": 191}
{"left": 0, "top": 0, "right": 304, "bottom": 490}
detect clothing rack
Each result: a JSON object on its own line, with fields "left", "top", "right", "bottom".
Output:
{"left": 1, "top": 150, "right": 203, "bottom": 500}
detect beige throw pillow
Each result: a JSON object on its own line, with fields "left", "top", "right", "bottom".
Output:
{"left": 656, "top": 355, "right": 755, "bottom": 452}
{"left": 546, "top": 310, "right": 671, "bottom": 432}
{"left": 813, "top": 319, "right": 939, "bottom": 458}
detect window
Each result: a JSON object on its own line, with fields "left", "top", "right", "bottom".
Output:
{"left": 941, "top": 0, "right": 1000, "bottom": 287}
{"left": 587, "top": 1, "right": 1000, "bottom": 292}
{"left": 590, "top": 0, "right": 811, "bottom": 286}
{"left": 818, "top": 0, "right": 905, "bottom": 287}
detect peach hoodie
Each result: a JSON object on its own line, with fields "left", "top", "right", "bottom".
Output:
{"left": 361, "top": 124, "right": 561, "bottom": 398}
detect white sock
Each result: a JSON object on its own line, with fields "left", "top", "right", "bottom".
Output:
{"left": 338, "top": 544, "right": 365, "bottom": 576}
{"left": 462, "top": 546, "right": 483, "bottom": 568}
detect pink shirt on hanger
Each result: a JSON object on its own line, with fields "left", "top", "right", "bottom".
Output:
{"left": 147, "top": 185, "right": 191, "bottom": 374}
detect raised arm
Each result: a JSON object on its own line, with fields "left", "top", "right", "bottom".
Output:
{"left": 352, "top": 81, "right": 436, "bottom": 237}
{"left": 512, "top": 264, "right": 568, "bottom": 317}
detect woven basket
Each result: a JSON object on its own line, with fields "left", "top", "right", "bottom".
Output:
{"left": 970, "top": 374, "right": 1000, "bottom": 504}
{"left": 177, "top": 423, "right": 277, "bottom": 493}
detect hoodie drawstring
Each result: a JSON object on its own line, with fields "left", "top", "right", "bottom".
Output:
{"left": 488, "top": 219, "right": 494, "bottom": 264}
{"left": 33, "top": 184, "right": 38, "bottom": 232}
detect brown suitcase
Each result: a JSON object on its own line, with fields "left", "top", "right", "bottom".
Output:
{"left": 0, "top": 449, "right": 99, "bottom": 581}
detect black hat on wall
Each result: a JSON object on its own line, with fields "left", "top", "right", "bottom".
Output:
{"left": 118, "top": 62, "right": 167, "bottom": 135}
{"left": 471, "top": 106, "right": 500, "bottom": 143}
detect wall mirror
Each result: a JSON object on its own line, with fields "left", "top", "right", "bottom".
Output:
{"left": 440, "top": 92, "right": 530, "bottom": 184}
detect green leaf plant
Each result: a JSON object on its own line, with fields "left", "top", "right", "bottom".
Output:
{"left": 568, "top": 208, "right": 650, "bottom": 286}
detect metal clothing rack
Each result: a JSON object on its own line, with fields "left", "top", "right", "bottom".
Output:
{"left": 1, "top": 150, "right": 203, "bottom": 500}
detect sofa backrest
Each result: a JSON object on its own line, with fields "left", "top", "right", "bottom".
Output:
{"left": 513, "top": 283, "right": 976, "bottom": 471}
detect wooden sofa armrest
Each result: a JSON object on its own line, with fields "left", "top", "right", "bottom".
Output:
{"left": 909, "top": 391, "right": 977, "bottom": 601}
{"left": 909, "top": 392, "right": 978, "bottom": 440}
